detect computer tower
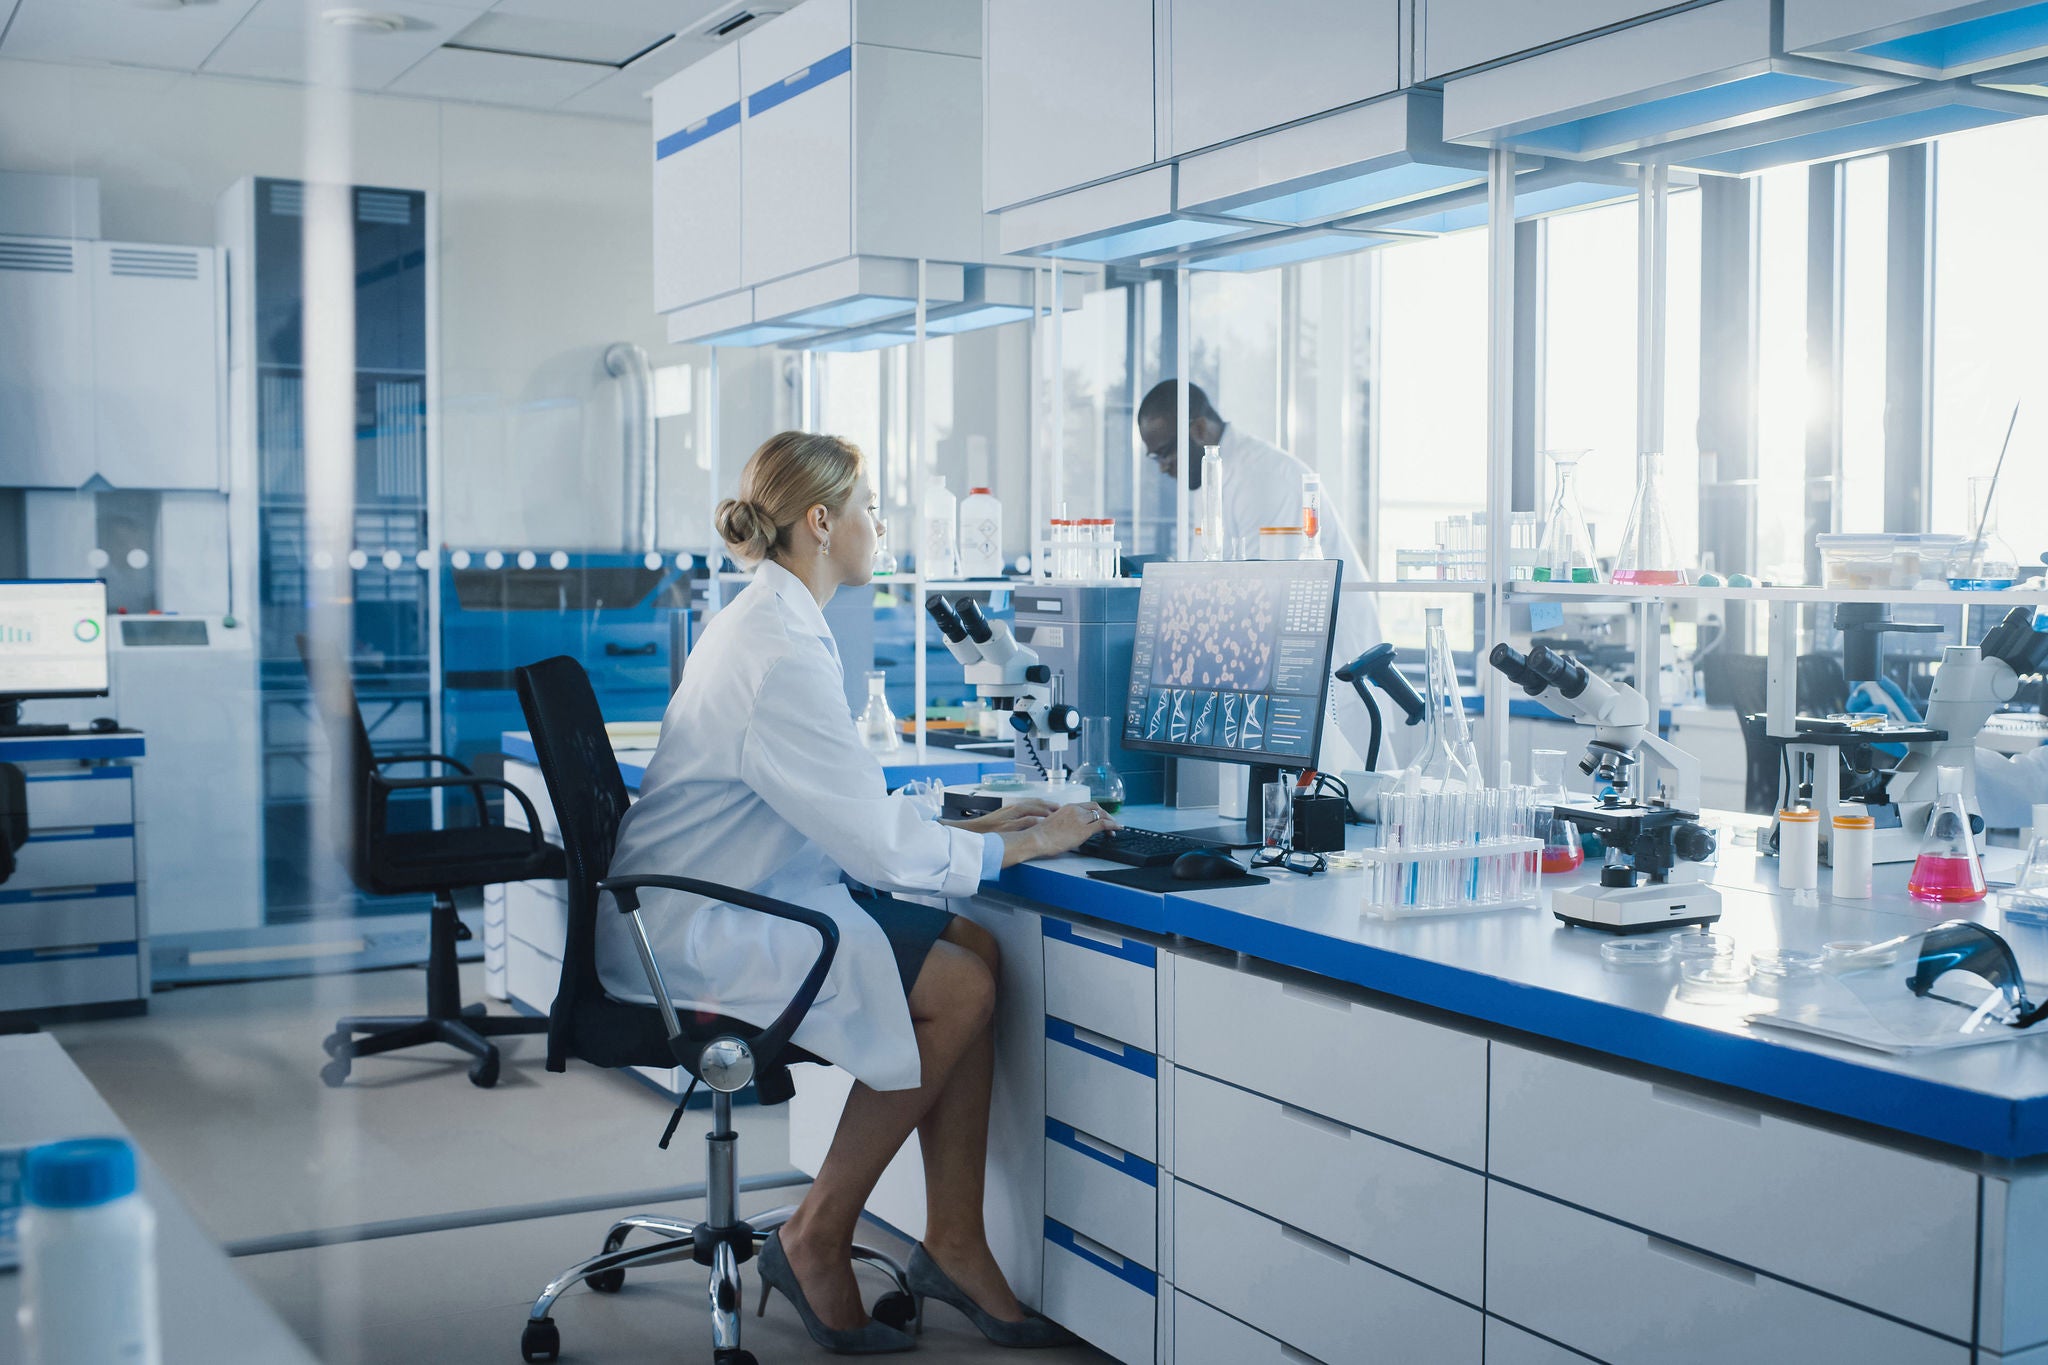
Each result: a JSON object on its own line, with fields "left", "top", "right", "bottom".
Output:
{"left": 1010, "top": 582, "right": 1162, "bottom": 805}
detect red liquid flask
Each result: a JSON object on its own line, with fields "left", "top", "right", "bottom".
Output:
{"left": 1908, "top": 767, "right": 1986, "bottom": 903}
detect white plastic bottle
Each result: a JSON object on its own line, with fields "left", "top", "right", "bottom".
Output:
{"left": 921, "top": 476, "right": 959, "bottom": 581}
{"left": 958, "top": 485, "right": 1004, "bottom": 578}
{"left": 20, "top": 1136, "right": 160, "bottom": 1365}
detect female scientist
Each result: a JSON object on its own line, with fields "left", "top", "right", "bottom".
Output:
{"left": 599, "top": 431, "right": 1113, "bottom": 1354}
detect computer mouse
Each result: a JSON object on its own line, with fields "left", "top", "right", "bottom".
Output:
{"left": 1170, "top": 850, "right": 1243, "bottom": 882}
{"left": 89, "top": 717, "right": 119, "bottom": 734}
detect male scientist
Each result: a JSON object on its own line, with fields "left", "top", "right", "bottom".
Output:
{"left": 1136, "top": 379, "right": 1386, "bottom": 773}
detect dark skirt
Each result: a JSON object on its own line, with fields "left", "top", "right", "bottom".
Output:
{"left": 849, "top": 891, "right": 956, "bottom": 996}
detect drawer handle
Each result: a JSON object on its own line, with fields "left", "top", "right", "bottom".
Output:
{"left": 1649, "top": 1084, "right": 1763, "bottom": 1129}
{"left": 1279, "top": 1224, "right": 1351, "bottom": 1264}
{"left": 1067, "top": 1229, "right": 1125, "bottom": 1270}
{"left": 1280, "top": 982, "right": 1353, "bottom": 1013}
{"left": 32, "top": 945, "right": 99, "bottom": 959}
{"left": 1279, "top": 1103, "right": 1351, "bottom": 1140}
{"left": 1067, "top": 1024, "right": 1125, "bottom": 1057}
{"left": 1645, "top": 1235, "right": 1756, "bottom": 1286}
{"left": 1067, "top": 1130, "right": 1129, "bottom": 1163}
{"left": 784, "top": 66, "right": 811, "bottom": 86}
{"left": 1067, "top": 923, "right": 1129, "bottom": 950}
{"left": 685, "top": 117, "right": 708, "bottom": 134}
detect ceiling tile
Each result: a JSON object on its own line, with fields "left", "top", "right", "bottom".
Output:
{"left": 384, "top": 44, "right": 608, "bottom": 107}
{"left": 483, "top": 0, "right": 731, "bottom": 30}
{"left": 1, "top": 0, "right": 264, "bottom": 71}
{"left": 554, "top": 32, "right": 720, "bottom": 118}
{"left": 202, "top": 0, "right": 486, "bottom": 88}
{"left": 450, "top": 11, "right": 669, "bottom": 65}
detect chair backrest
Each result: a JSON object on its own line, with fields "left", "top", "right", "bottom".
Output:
{"left": 295, "top": 633, "right": 378, "bottom": 892}
{"left": 513, "top": 655, "right": 672, "bottom": 1073}
{"left": 0, "top": 762, "right": 25, "bottom": 885}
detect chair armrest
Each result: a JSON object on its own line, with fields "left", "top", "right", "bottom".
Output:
{"left": 598, "top": 873, "right": 839, "bottom": 1075}
{"left": 372, "top": 773, "right": 547, "bottom": 856}
{"left": 376, "top": 752, "right": 482, "bottom": 821}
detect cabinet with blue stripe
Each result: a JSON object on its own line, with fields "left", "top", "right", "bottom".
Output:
{"left": 0, "top": 744, "right": 147, "bottom": 1021}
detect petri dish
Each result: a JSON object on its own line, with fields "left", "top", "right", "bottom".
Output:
{"left": 1752, "top": 947, "right": 1824, "bottom": 978}
{"left": 1669, "top": 928, "right": 1736, "bottom": 960}
{"left": 1822, "top": 938, "right": 1897, "bottom": 969}
{"left": 1602, "top": 938, "right": 1675, "bottom": 968}
{"left": 1679, "top": 955, "right": 1754, "bottom": 1000}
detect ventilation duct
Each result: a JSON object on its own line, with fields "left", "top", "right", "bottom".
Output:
{"left": 605, "top": 342, "right": 658, "bottom": 555}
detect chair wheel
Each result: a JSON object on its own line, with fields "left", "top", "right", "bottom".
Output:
{"left": 320, "top": 1058, "right": 350, "bottom": 1088}
{"left": 519, "top": 1316, "right": 560, "bottom": 1362}
{"left": 712, "top": 1351, "right": 756, "bottom": 1365}
{"left": 872, "top": 1290, "right": 918, "bottom": 1332}
{"left": 321, "top": 1030, "right": 350, "bottom": 1057}
{"left": 468, "top": 1051, "right": 500, "bottom": 1088}
{"left": 585, "top": 1267, "right": 625, "bottom": 1294}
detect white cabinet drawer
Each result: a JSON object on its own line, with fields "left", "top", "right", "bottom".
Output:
{"left": 1490, "top": 1043, "right": 1977, "bottom": 1338}
{"left": 504, "top": 879, "right": 569, "bottom": 959}
{"left": 1173, "top": 955, "right": 1486, "bottom": 1166}
{"left": 11, "top": 833, "right": 135, "bottom": 891}
{"left": 1172, "top": 1068, "right": 1483, "bottom": 1303}
{"left": 1042, "top": 1220, "right": 1155, "bottom": 1365}
{"left": 1173, "top": 1291, "right": 1297, "bottom": 1365}
{"left": 0, "top": 943, "right": 142, "bottom": 1013}
{"left": 1045, "top": 1019, "right": 1156, "bottom": 1163}
{"left": 24, "top": 772, "right": 132, "bottom": 830}
{"left": 1045, "top": 1119, "right": 1155, "bottom": 1272}
{"left": 1174, "top": 1181, "right": 1482, "bottom": 1365}
{"left": 0, "top": 887, "right": 138, "bottom": 953}
{"left": 1042, "top": 917, "right": 1155, "bottom": 1050}
{"left": 1484, "top": 1316, "right": 1590, "bottom": 1365}
{"left": 505, "top": 932, "right": 562, "bottom": 1017}
{"left": 1486, "top": 1182, "right": 1968, "bottom": 1365}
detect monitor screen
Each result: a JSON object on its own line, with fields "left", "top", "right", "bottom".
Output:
{"left": 0, "top": 579, "right": 110, "bottom": 699}
{"left": 1121, "top": 559, "right": 1341, "bottom": 768}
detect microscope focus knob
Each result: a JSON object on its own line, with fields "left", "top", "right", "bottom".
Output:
{"left": 1024, "top": 664, "right": 1052, "bottom": 684}
{"left": 1673, "top": 823, "right": 1717, "bottom": 863}
{"left": 1046, "top": 705, "right": 1081, "bottom": 735}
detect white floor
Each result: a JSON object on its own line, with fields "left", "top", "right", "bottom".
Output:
{"left": 50, "top": 964, "right": 1110, "bottom": 1364}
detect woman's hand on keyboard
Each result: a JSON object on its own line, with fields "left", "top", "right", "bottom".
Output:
{"left": 1001, "top": 802, "right": 1120, "bottom": 867}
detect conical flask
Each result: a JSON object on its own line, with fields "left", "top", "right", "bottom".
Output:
{"left": 857, "top": 670, "right": 902, "bottom": 756}
{"left": 1408, "top": 607, "right": 1479, "bottom": 790}
{"left": 1073, "top": 715, "right": 1126, "bottom": 814}
{"left": 1535, "top": 449, "right": 1601, "bottom": 583}
{"left": 1531, "top": 748, "right": 1584, "bottom": 873}
{"left": 1612, "top": 451, "right": 1690, "bottom": 586}
{"left": 1908, "top": 765, "right": 1986, "bottom": 903}
{"left": 1948, "top": 475, "right": 2020, "bottom": 590}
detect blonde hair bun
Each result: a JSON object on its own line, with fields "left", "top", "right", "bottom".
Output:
{"left": 720, "top": 431, "right": 865, "bottom": 567}
{"left": 714, "top": 497, "right": 774, "bottom": 564}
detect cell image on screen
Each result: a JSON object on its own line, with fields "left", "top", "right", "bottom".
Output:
{"left": 1147, "top": 575, "right": 1286, "bottom": 691}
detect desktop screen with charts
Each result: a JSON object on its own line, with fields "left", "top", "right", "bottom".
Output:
{"left": 0, "top": 580, "right": 110, "bottom": 698}
{"left": 1123, "top": 560, "right": 1340, "bottom": 766}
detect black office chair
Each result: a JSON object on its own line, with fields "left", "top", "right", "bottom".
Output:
{"left": 0, "top": 762, "right": 26, "bottom": 885}
{"left": 297, "top": 635, "right": 564, "bottom": 1089}
{"left": 510, "top": 655, "right": 912, "bottom": 1365}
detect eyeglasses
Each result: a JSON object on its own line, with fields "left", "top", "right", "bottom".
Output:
{"left": 1251, "top": 846, "right": 1325, "bottom": 876}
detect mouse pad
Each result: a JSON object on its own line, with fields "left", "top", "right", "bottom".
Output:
{"left": 1086, "top": 865, "right": 1270, "bottom": 892}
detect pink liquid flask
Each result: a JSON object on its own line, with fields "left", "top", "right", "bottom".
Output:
{"left": 1908, "top": 766, "right": 1986, "bottom": 904}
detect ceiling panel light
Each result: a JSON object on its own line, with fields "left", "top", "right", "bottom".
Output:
{"left": 323, "top": 9, "right": 406, "bottom": 34}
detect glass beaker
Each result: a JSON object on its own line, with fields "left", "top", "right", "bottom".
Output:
{"left": 1908, "top": 765, "right": 1986, "bottom": 903}
{"left": 1947, "top": 475, "right": 2020, "bottom": 590}
{"left": 1530, "top": 748, "right": 1585, "bottom": 873}
{"left": 1198, "top": 446, "right": 1226, "bottom": 561}
{"left": 1407, "top": 607, "right": 1479, "bottom": 790}
{"left": 1073, "top": 715, "right": 1126, "bottom": 814}
{"left": 1300, "top": 472, "right": 1325, "bottom": 560}
{"left": 1612, "top": 451, "right": 1690, "bottom": 586}
{"left": 1535, "top": 449, "right": 1601, "bottom": 583}
{"left": 856, "top": 670, "right": 902, "bottom": 756}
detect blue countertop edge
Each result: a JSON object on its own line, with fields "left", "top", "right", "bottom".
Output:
{"left": 0, "top": 733, "right": 145, "bottom": 761}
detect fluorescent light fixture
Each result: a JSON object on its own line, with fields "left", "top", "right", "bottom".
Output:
{"left": 1339, "top": 164, "right": 1680, "bottom": 237}
{"left": 921, "top": 303, "right": 1034, "bottom": 334}
{"left": 1651, "top": 80, "right": 2039, "bottom": 175}
{"left": 1212, "top": 163, "right": 1483, "bottom": 227}
{"left": 1182, "top": 229, "right": 1401, "bottom": 272}
{"left": 1789, "top": 0, "right": 2048, "bottom": 80}
{"left": 780, "top": 295, "right": 916, "bottom": 328}
{"left": 1498, "top": 68, "right": 1874, "bottom": 160}
{"left": 699, "top": 323, "right": 817, "bottom": 347}
{"left": 1019, "top": 216, "right": 1244, "bottom": 263}
{"left": 753, "top": 257, "right": 963, "bottom": 331}
{"left": 791, "top": 327, "right": 911, "bottom": 353}
{"left": 996, "top": 165, "right": 1254, "bottom": 265}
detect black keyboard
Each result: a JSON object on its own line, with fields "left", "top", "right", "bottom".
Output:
{"left": 1078, "top": 826, "right": 1215, "bottom": 868}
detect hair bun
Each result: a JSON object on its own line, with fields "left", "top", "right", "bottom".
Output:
{"left": 715, "top": 497, "right": 774, "bottom": 564}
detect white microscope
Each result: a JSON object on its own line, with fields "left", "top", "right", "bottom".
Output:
{"left": 1491, "top": 642, "right": 1722, "bottom": 932}
{"left": 926, "top": 596, "right": 1080, "bottom": 782}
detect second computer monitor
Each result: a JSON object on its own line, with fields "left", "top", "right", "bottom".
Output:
{"left": 1121, "top": 559, "right": 1341, "bottom": 769}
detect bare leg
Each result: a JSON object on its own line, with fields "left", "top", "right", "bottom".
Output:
{"left": 915, "top": 919, "right": 1027, "bottom": 1322}
{"left": 775, "top": 938, "right": 994, "bottom": 1332}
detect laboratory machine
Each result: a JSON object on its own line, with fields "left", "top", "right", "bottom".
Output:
{"left": 0, "top": 580, "right": 110, "bottom": 736}
{"left": 1011, "top": 583, "right": 1161, "bottom": 804}
{"left": 926, "top": 595, "right": 1080, "bottom": 781}
{"left": 1491, "top": 642, "right": 1721, "bottom": 931}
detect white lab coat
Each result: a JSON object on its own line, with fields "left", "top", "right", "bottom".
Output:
{"left": 1211, "top": 425, "right": 1384, "bottom": 770}
{"left": 1975, "top": 744, "right": 2048, "bottom": 831}
{"left": 597, "top": 558, "right": 993, "bottom": 1091}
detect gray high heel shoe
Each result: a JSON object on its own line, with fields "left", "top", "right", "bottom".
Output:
{"left": 756, "top": 1231, "right": 916, "bottom": 1355}
{"left": 905, "top": 1243, "right": 1079, "bottom": 1348}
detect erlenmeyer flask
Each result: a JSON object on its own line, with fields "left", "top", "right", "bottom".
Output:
{"left": 1908, "top": 765, "right": 1986, "bottom": 903}
{"left": 1408, "top": 607, "right": 1479, "bottom": 790}
{"left": 1073, "top": 715, "right": 1126, "bottom": 814}
{"left": 1535, "top": 449, "right": 1601, "bottom": 583}
{"left": 856, "top": 670, "right": 902, "bottom": 756}
{"left": 1948, "top": 475, "right": 2020, "bottom": 590}
{"left": 1612, "top": 451, "right": 1690, "bottom": 586}
{"left": 1530, "top": 748, "right": 1585, "bottom": 874}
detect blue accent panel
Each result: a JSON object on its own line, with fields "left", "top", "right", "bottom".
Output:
{"left": 879, "top": 757, "right": 996, "bottom": 787}
{"left": 1043, "top": 916, "right": 1155, "bottom": 967}
{"left": 1683, "top": 103, "right": 2019, "bottom": 175}
{"left": 783, "top": 295, "right": 914, "bottom": 329}
{"left": 1217, "top": 161, "right": 1481, "bottom": 225}
{"left": 655, "top": 101, "right": 740, "bottom": 160}
{"left": 24, "top": 768, "right": 131, "bottom": 783}
{"left": 1188, "top": 232, "right": 1393, "bottom": 272}
{"left": 705, "top": 323, "right": 819, "bottom": 348}
{"left": 0, "top": 883, "right": 136, "bottom": 906}
{"left": 1046, "top": 1119, "right": 1157, "bottom": 1186}
{"left": 0, "top": 940, "right": 136, "bottom": 967}
{"left": 1383, "top": 179, "right": 1635, "bottom": 235}
{"left": 1026, "top": 217, "right": 1243, "bottom": 264}
{"left": 0, "top": 737, "right": 143, "bottom": 761}
{"left": 1855, "top": 3, "right": 2048, "bottom": 72}
{"left": 1044, "top": 1219, "right": 1157, "bottom": 1293}
{"left": 1045, "top": 1018, "right": 1157, "bottom": 1077}
{"left": 920, "top": 303, "right": 1034, "bottom": 335}
{"left": 24, "top": 824, "right": 135, "bottom": 843}
{"left": 1511, "top": 72, "right": 1858, "bottom": 157}
{"left": 748, "top": 45, "right": 853, "bottom": 117}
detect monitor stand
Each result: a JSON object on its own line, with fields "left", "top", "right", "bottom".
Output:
{"left": 1172, "top": 762, "right": 1284, "bottom": 849}
{"left": 0, "top": 699, "right": 70, "bottom": 738}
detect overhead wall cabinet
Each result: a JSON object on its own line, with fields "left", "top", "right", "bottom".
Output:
{"left": 1419, "top": 0, "right": 1698, "bottom": 82}
{"left": 1164, "top": 0, "right": 1401, "bottom": 156}
{"left": 982, "top": 0, "right": 1158, "bottom": 213}
{"left": 0, "top": 235, "right": 223, "bottom": 492}
{"left": 1784, "top": 0, "right": 2048, "bottom": 80}
{"left": 651, "top": 45, "right": 743, "bottom": 315}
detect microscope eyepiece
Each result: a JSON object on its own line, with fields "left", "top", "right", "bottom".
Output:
{"left": 1524, "top": 644, "right": 1590, "bottom": 700}
{"left": 1488, "top": 643, "right": 1549, "bottom": 697}
{"left": 925, "top": 596, "right": 967, "bottom": 643}
{"left": 954, "top": 598, "right": 995, "bottom": 645}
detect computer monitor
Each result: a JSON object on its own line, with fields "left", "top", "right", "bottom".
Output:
{"left": 0, "top": 579, "right": 110, "bottom": 731}
{"left": 1122, "top": 559, "right": 1341, "bottom": 842}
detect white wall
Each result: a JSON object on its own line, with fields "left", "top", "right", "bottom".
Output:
{"left": 0, "top": 56, "right": 693, "bottom": 551}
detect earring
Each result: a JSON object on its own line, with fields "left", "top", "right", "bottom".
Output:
{"left": 821, "top": 538, "right": 831, "bottom": 555}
